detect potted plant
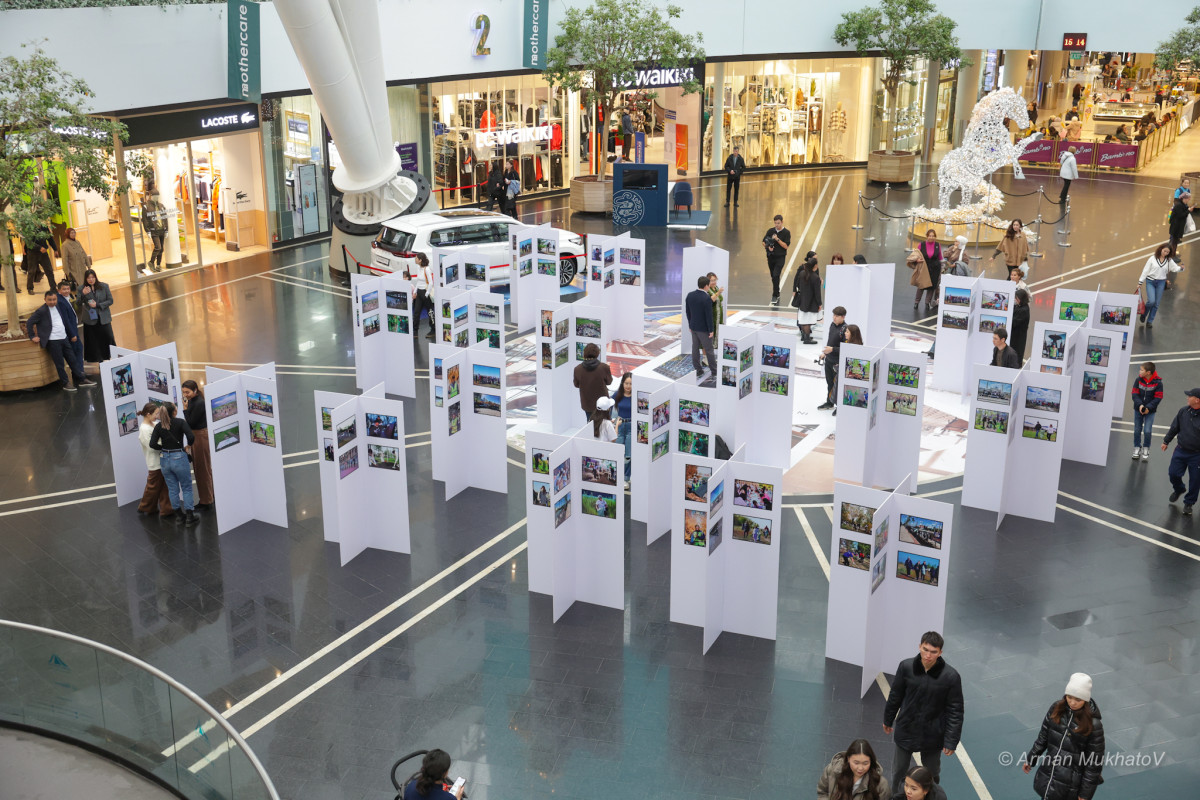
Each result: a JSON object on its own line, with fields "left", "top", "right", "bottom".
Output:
{"left": 542, "top": 0, "right": 704, "bottom": 213}
{"left": 834, "top": 0, "right": 966, "bottom": 183}
{"left": 1, "top": 45, "right": 130, "bottom": 388}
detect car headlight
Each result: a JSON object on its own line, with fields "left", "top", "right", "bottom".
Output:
{"left": 567, "top": 234, "right": 584, "bottom": 246}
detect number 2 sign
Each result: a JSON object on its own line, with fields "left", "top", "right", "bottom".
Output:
{"left": 472, "top": 13, "right": 492, "bottom": 56}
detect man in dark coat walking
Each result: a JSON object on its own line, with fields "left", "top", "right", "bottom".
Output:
{"left": 723, "top": 146, "right": 746, "bottom": 208}
{"left": 1167, "top": 190, "right": 1191, "bottom": 263}
{"left": 883, "top": 631, "right": 965, "bottom": 792}
{"left": 685, "top": 275, "right": 716, "bottom": 380}
{"left": 1163, "top": 387, "right": 1200, "bottom": 515}
{"left": 989, "top": 327, "right": 1021, "bottom": 368}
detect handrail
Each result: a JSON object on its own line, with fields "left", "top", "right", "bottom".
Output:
{"left": 0, "top": 619, "right": 280, "bottom": 800}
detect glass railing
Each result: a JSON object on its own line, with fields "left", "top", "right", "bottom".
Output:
{"left": 0, "top": 620, "right": 279, "bottom": 800}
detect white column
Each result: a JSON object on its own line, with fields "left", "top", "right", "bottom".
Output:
{"left": 953, "top": 51, "right": 984, "bottom": 147}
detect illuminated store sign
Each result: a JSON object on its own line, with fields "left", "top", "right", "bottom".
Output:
{"left": 475, "top": 125, "right": 552, "bottom": 149}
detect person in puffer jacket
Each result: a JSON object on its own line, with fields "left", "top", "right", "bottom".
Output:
{"left": 1023, "top": 673, "right": 1105, "bottom": 800}
{"left": 1131, "top": 362, "right": 1164, "bottom": 460}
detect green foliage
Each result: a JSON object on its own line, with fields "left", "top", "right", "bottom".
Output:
{"left": 833, "top": 0, "right": 966, "bottom": 151}
{"left": 542, "top": 0, "right": 704, "bottom": 178}
{"left": 1155, "top": 7, "right": 1200, "bottom": 71}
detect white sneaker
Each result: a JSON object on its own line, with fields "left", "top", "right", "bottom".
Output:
{"left": 1133, "top": 447, "right": 1141, "bottom": 459}
{"left": 1141, "top": 447, "right": 1150, "bottom": 461}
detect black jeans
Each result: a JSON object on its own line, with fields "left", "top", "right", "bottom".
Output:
{"left": 824, "top": 357, "right": 838, "bottom": 404}
{"left": 45, "top": 338, "right": 86, "bottom": 387}
{"left": 414, "top": 290, "right": 435, "bottom": 332}
{"left": 1059, "top": 178, "right": 1072, "bottom": 203}
{"left": 892, "top": 744, "right": 943, "bottom": 794}
{"left": 25, "top": 251, "right": 54, "bottom": 293}
{"left": 149, "top": 231, "right": 166, "bottom": 268}
{"left": 726, "top": 177, "right": 741, "bottom": 205}
{"left": 767, "top": 257, "right": 785, "bottom": 297}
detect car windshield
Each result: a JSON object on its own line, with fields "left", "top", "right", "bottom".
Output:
{"left": 429, "top": 223, "right": 503, "bottom": 247}
{"left": 377, "top": 227, "right": 415, "bottom": 251}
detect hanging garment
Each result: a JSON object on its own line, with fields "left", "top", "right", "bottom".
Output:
{"left": 729, "top": 110, "right": 746, "bottom": 136}
{"left": 828, "top": 107, "right": 848, "bottom": 131}
{"left": 775, "top": 134, "right": 789, "bottom": 164}
{"left": 776, "top": 107, "right": 792, "bottom": 133}
{"left": 808, "top": 133, "right": 821, "bottom": 162}
{"left": 808, "top": 104, "right": 823, "bottom": 132}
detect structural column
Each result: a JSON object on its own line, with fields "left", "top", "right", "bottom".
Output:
{"left": 1001, "top": 50, "right": 1033, "bottom": 97}
{"left": 953, "top": 51, "right": 984, "bottom": 147}
{"left": 921, "top": 60, "right": 940, "bottom": 161}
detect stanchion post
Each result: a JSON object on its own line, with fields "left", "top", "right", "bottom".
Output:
{"left": 863, "top": 202, "right": 877, "bottom": 242}
{"left": 969, "top": 217, "right": 983, "bottom": 261}
{"left": 908, "top": 211, "right": 916, "bottom": 244}
{"left": 1029, "top": 213, "right": 1044, "bottom": 259}
{"left": 1057, "top": 202, "right": 1072, "bottom": 247}
{"left": 852, "top": 191, "right": 864, "bottom": 230}
{"left": 1036, "top": 184, "right": 1044, "bottom": 220}
{"left": 880, "top": 184, "right": 890, "bottom": 221}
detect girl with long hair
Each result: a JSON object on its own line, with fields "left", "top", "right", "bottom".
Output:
{"left": 1023, "top": 673, "right": 1104, "bottom": 800}
{"left": 901, "top": 765, "right": 946, "bottom": 800}
{"left": 592, "top": 396, "right": 617, "bottom": 442}
{"left": 844, "top": 324, "right": 864, "bottom": 345}
{"left": 403, "top": 749, "right": 465, "bottom": 799}
{"left": 611, "top": 372, "right": 633, "bottom": 485}
{"left": 992, "top": 218, "right": 1029, "bottom": 275}
{"left": 181, "top": 379, "right": 215, "bottom": 508}
{"left": 816, "top": 738, "right": 888, "bottom": 800}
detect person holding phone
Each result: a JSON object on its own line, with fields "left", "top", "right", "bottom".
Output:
{"left": 403, "top": 749, "right": 465, "bottom": 800}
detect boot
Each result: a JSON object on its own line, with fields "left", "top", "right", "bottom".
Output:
{"left": 184, "top": 510, "right": 199, "bottom": 526}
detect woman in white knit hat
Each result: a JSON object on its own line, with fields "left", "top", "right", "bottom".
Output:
{"left": 1022, "top": 672, "right": 1105, "bottom": 800}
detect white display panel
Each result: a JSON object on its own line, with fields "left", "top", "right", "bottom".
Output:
{"left": 351, "top": 273, "right": 416, "bottom": 399}
{"left": 968, "top": 278, "right": 1016, "bottom": 369}
{"left": 825, "top": 480, "right": 953, "bottom": 698}
{"left": 586, "top": 231, "right": 647, "bottom": 342}
{"left": 428, "top": 341, "right": 508, "bottom": 501}
{"left": 1093, "top": 291, "right": 1138, "bottom": 414}
{"left": 510, "top": 224, "right": 563, "bottom": 333}
{"left": 316, "top": 384, "right": 411, "bottom": 565}
{"left": 960, "top": 363, "right": 1021, "bottom": 512}
{"left": 824, "top": 262, "right": 896, "bottom": 349}
{"left": 931, "top": 274, "right": 979, "bottom": 394}
{"left": 1063, "top": 326, "right": 1119, "bottom": 465}
{"left": 679, "top": 241, "right": 730, "bottom": 356}
{"left": 524, "top": 429, "right": 625, "bottom": 621}
{"left": 204, "top": 363, "right": 288, "bottom": 535}
{"left": 670, "top": 448, "right": 782, "bottom": 653}
{"left": 105, "top": 343, "right": 183, "bottom": 506}
{"left": 713, "top": 324, "right": 793, "bottom": 469}
{"left": 535, "top": 300, "right": 610, "bottom": 434}
{"left": 433, "top": 285, "right": 506, "bottom": 354}
{"left": 629, "top": 370, "right": 672, "bottom": 528}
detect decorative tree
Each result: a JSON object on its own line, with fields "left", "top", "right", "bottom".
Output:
{"left": 1, "top": 44, "right": 130, "bottom": 336}
{"left": 542, "top": 0, "right": 704, "bottom": 181}
{"left": 1155, "top": 7, "right": 1200, "bottom": 70}
{"left": 833, "top": 0, "right": 966, "bottom": 154}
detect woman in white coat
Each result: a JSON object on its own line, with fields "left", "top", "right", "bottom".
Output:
{"left": 1137, "top": 244, "right": 1184, "bottom": 327}
{"left": 1058, "top": 145, "right": 1079, "bottom": 204}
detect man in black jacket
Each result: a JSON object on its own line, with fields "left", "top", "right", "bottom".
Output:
{"left": 883, "top": 631, "right": 964, "bottom": 792}
{"left": 989, "top": 327, "right": 1021, "bottom": 368}
{"left": 763, "top": 214, "right": 790, "bottom": 304}
{"left": 723, "top": 146, "right": 746, "bottom": 208}
{"left": 1163, "top": 388, "right": 1200, "bottom": 515}
{"left": 685, "top": 275, "right": 716, "bottom": 380}
{"left": 1167, "top": 191, "right": 1191, "bottom": 263}
{"left": 26, "top": 290, "right": 95, "bottom": 391}
{"left": 818, "top": 306, "right": 847, "bottom": 410}
{"left": 23, "top": 224, "right": 59, "bottom": 293}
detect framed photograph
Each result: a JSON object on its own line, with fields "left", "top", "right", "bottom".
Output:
{"left": 553, "top": 459, "right": 571, "bottom": 493}
{"left": 323, "top": 437, "right": 334, "bottom": 462}
{"left": 888, "top": 363, "right": 920, "bottom": 388}
{"left": 465, "top": 262, "right": 487, "bottom": 283}
{"left": 942, "top": 286, "right": 971, "bottom": 307}
{"left": 941, "top": 311, "right": 969, "bottom": 330}
{"left": 874, "top": 517, "right": 889, "bottom": 553}
{"left": 475, "top": 303, "right": 500, "bottom": 325}
{"left": 738, "top": 374, "right": 753, "bottom": 399}
{"left": 684, "top": 463, "right": 711, "bottom": 502}
{"left": 472, "top": 364, "right": 501, "bottom": 389}
{"left": 871, "top": 553, "right": 887, "bottom": 594}
{"left": 1058, "top": 301, "right": 1089, "bottom": 322}
{"left": 760, "top": 372, "right": 789, "bottom": 395}
{"left": 537, "top": 257, "right": 557, "bottom": 276}
{"left": 761, "top": 345, "right": 791, "bottom": 369}
{"left": 361, "top": 290, "right": 379, "bottom": 313}
{"left": 447, "top": 365, "right": 460, "bottom": 399}
{"left": 145, "top": 368, "right": 168, "bottom": 395}
{"left": 885, "top": 390, "right": 917, "bottom": 416}
{"left": 838, "top": 538, "right": 871, "bottom": 571}
{"left": 636, "top": 391, "right": 650, "bottom": 414}
{"left": 678, "top": 399, "right": 710, "bottom": 427}
{"left": 974, "top": 408, "right": 1009, "bottom": 434}
{"left": 367, "top": 444, "right": 400, "bottom": 470}
{"left": 1022, "top": 415, "right": 1058, "bottom": 441}
{"left": 977, "top": 379, "right": 1012, "bottom": 405}
{"left": 896, "top": 550, "right": 940, "bottom": 586}
{"left": 519, "top": 238, "right": 533, "bottom": 257}
{"left": 722, "top": 366, "right": 738, "bottom": 387}
{"left": 978, "top": 314, "right": 1006, "bottom": 334}
{"left": 363, "top": 314, "right": 381, "bottom": 337}
{"left": 555, "top": 319, "right": 569, "bottom": 342}
{"left": 448, "top": 401, "right": 461, "bottom": 435}
{"left": 739, "top": 347, "right": 753, "bottom": 372}
{"left": 445, "top": 264, "right": 459, "bottom": 285}
{"left": 519, "top": 259, "right": 533, "bottom": 277}
{"left": 651, "top": 401, "right": 670, "bottom": 432}
{"left": 453, "top": 305, "right": 468, "bottom": 327}
{"left": 540, "top": 310, "right": 554, "bottom": 338}
{"left": 214, "top": 422, "right": 240, "bottom": 452}
{"left": 709, "top": 480, "right": 724, "bottom": 515}
{"left": 899, "top": 514, "right": 943, "bottom": 549}
{"left": 554, "top": 345, "right": 569, "bottom": 368}
{"left": 619, "top": 269, "right": 641, "bottom": 286}
{"left": 576, "top": 317, "right": 601, "bottom": 339}
{"left": 249, "top": 420, "right": 276, "bottom": 447}
{"left": 636, "top": 420, "right": 648, "bottom": 444}
{"left": 385, "top": 290, "right": 408, "bottom": 311}
{"left": 541, "top": 343, "right": 552, "bottom": 369}
{"left": 1085, "top": 335, "right": 1111, "bottom": 367}
{"left": 434, "top": 359, "right": 443, "bottom": 380}
{"left": 590, "top": 265, "right": 601, "bottom": 282}
{"left": 115, "top": 401, "right": 139, "bottom": 436}
{"left": 243, "top": 390, "right": 272, "bottom": 418}
{"left": 683, "top": 509, "right": 707, "bottom": 547}
{"left": 531, "top": 449, "right": 551, "bottom": 474}
{"left": 603, "top": 248, "right": 615, "bottom": 267}
{"left": 320, "top": 406, "right": 333, "bottom": 431}
{"left": 336, "top": 416, "right": 357, "bottom": 448}
{"left": 722, "top": 341, "right": 738, "bottom": 361}
{"left": 1100, "top": 305, "right": 1131, "bottom": 326}
{"left": 473, "top": 392, "right": 501, "bottom": 417}
{"left": 619, "top": 247, "right": 641, "bottom": 266}
{"left": 554, "top": 493, "right": 572, "bottom": 528}
{"left": 678, "top": 429, "right": 709, "bottom": 457}
{"left": 434, "top": 386, "right": 443, "bottom": 407}
{"left": 1041, "top": 330, "right": 1067, "bottom": 360}
{"left": 843, "top": 386, "right": 869, "bottom": 408}
{"left": 844, "top": 357, "right": 870, "bottom": 381}
{"left": 733, "top": 479, "right": 773, "bottom": 511}
{"left": 442, "top": 301, "right": 451, "bottom": 319}
{"left": 387, "top": 314, "right": 409, "bottom": 334}
{"left": 211, "top": 391, "right": 238, "bottom": 422}
{"left": 839, "top": 502, "right": 874, "bottom": 533}
{"left": 581, "top": 489, "right": 617, "bottom": 519}
{"left": 732, "top": 512, "right": 772, "bottom": 545}
{"left": 980, "top": 290, "right": 1009, "bottom": 311}
{"left": 708, "top": 518, "right": 723, "bottom": 554}
{"left": 1025, "top": 386, "right": 1062, "bottom": 413}
{"left": 581, "top": 456, "right": 618, "bottom": 486}
{"left": 604, "top": 270, "right": 615, "bottom": 288}
{"left": 338, "top": 447, "right": 359, "bottom": 479}
{"left": 110, "top": 364, "right": 134, "bottom": 399}
{"left": 1041, "top": 365, "right": 1063, "bottom": 375}
{"left": 590, "top": 245, "right": 602, "bottom": 263}
{"left": 1081, "top": 371, "right": 1106, "bottom": 402}
{"left": 651, "top": 431, "right": 669, "bottom": 462}
{"left": 531, "top": 481, "right": 551, "bottom": 507}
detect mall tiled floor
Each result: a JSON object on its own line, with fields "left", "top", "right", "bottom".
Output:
{"left": 3, "top": 134, "right": 1200, "bottom": 800}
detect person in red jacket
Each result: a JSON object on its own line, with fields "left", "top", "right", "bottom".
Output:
{"left": 1131, "top": 361, "right": 1164, "bottom": 461}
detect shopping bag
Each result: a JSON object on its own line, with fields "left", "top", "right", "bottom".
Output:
{"left": 1137, "top": 294, "right": 1147, "bottom": 317}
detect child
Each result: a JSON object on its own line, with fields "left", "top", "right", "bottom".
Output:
{"left": 1131, "top": 361, "right": 1164, "bottom": 461}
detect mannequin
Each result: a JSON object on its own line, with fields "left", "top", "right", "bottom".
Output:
{"left": 140, "top": 190, "right": 169, "bottom": 272}
{"left": 828, "top": 101, "right": 848, "bottom": 161}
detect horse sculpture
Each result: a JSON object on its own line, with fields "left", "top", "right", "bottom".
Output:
{"left": 936, "top": 87, "right": 1040, "bottom": 210}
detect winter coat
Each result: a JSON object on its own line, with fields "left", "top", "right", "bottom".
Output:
{"left": 1009, "top": 302, "right": 1030, "bottom": 359}
{"left": 78, "top": 281, "right": 115, "bottom": 326}
{"left": 883, "top": 655, "right": 965, "bottom": 751}
{"left": 1028, "top": 700, "right": 1105, "bottom": 800}
{"left": 907, "top": 249, "right": 932, "bottom": 290}
{"left": 1168, "top": 199, "right": 1191, "bottom": 239}
{"left": 919, "top": 241, "right": 943, "bottom": 289}
{"left": 572, "top": 358, "right": 613, "bottom": 416}
{"left": 1059, "top": 151, "right": 1079, "bottom": 181}
{"left": 792, "top": 268, "right": 822, "bottom": 312}
{"left": 61, "top": 238, "right": 90, "bottom": 286}
{"left": 816, "top": 752, "right": 889, "bottom": 800}
{"left": 1131, "top": 371, "right": 1164, "bottom": 413}
{"left": 994, "top": 234, "right": 1029, "bottom": 268}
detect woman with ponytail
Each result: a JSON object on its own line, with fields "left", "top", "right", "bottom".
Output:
{"left": 403, "top": 749, "right": 464, "bottom": 799}
{"left": 817, "top": 738, "right": 889, "bottom": 800}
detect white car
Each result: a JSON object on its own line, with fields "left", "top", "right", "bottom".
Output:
{"left": 369, "top": 209, "right": 585, "bottom": 286}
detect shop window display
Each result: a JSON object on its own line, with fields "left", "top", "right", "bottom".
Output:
{"left": 870, "top": 58, "right": 931, "bottom": 154}
{"left": 262, "top": 94, "right": 331, "bottom": 244}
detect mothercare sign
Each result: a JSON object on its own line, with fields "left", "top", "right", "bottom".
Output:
{"left": 227, "top": 0, "right": 261, "bottom": 104}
